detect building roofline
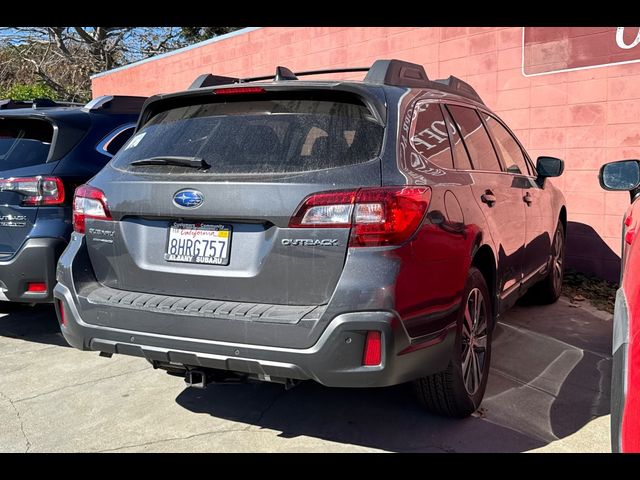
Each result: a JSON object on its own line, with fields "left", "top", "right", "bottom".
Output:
{"left": 90, "top": 27, "right": 262, "bottom": 80}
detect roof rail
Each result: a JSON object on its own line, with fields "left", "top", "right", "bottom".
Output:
{"left": 432, "top": 76, "right": 484, "bottom": 105}
{"left": 241, "top": 66, "right": 370, "bottom": 83}
{"left": 188, "top": 66, "right": 369, "bottom": 89}
{"left": 186, "top": 59, "right": 485, "bottom": 104}
{"left": 0, "top": 99, "right": 33, "bottom": 110}
{"left": 83, "top": 95, "right": 147, "bottom": 114}
{"left": 364, "top": 59, "right": 430, "bottom": 88}
{"left": 0, "top": 98, "right": 84, "bottom": 110}
{"left": 189, "top": 74, "right": 241, "bottom": 89}
{"left": 50, "top": 100, "right": 85, "bottom": 107}
{"left": 32, "top": 98, "right": 59, "bottom": 108}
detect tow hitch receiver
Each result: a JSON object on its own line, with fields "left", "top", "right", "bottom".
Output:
{"left": 185, "top": 370, "right": 207, "bottom": 389}
{"left": 184, "top": 369, "right": 248, "bottom": 388}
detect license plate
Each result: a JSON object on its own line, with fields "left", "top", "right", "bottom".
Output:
{"left": 164, "top": 222, "right": 232, "bottom": 265}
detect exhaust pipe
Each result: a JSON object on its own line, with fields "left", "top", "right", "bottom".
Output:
{"left": 184, "top": 370, "right": 207, "bottom": 389}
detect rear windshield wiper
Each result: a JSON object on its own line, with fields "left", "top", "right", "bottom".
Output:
{"left": 129, "top": 156, "right": 211, "bottom": 170}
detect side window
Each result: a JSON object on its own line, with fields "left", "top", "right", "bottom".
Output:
{"left": 99, "top": 126, "right": 135, "bottom": 157}
{"left": 410, "top": 102, "right": 454, "bottom": 170}
{"left": 441, "top": 104, "right": 473, "bottom": 170}
{"left": 446, "top": 105, "right": 502, "bottom": 172}
{"left": 482, "top": 114, "right": 530, "bottom": 175}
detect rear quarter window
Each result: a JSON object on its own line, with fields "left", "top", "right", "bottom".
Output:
{"left": 0, "top": 118, "right": 53, "bottom": 171}
{"left": 410, "top": 102, "right": 454, "bottom": 170}
{"left": 111, "top": 94, "right": 384, "bottom": 175}
{"left": 101, "top": 126, "right": 135, "bottom": 156}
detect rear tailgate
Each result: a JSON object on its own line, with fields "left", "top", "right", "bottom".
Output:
{"left": 0, "top": 117, "right": 55, "bottom": 257}
{"left": 84, "top": 87, "right": 386, "bottom": 306}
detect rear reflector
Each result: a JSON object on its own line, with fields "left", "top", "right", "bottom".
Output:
{"left": 73, "top": 184, "right": 112, "bottom": 234}
{"left": 213, "top": 87, "right": 266, "bottom": 95}
{"left": 289, "top": 187, "right": 431, "bottom": 247}
{"left": 0, "top": 176, "right": 65, "bottom": 206}
{"left": 57, "top": 300, "right": 66, "bottom": 326}
{"left": 362, "top": 331, "right": 382, "bottom": 366}
{"left": 626, "top": 215, "right": 633, "bottom": 227}
{"left": 27, "top": 282, "right": 46, "bottom": 292}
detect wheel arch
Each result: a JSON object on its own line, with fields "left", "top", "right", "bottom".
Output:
{"left": 559, "top": 205, "right": 567, "bottom": 234}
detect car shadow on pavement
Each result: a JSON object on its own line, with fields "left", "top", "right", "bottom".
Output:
{"left": 0, "top": 304, "right": 68, "bottom": 348}
{"left": 566, "top": 221, "right": 621, "bottom": 282}
{"left": 175, "top": 300, "right": 612, "bottom": 452}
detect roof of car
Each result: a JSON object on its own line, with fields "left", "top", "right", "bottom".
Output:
{"left": 0, "top": 95, "right": 147, "bottom": 119}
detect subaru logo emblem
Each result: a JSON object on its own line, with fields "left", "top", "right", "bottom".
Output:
{"left": 173, "top": 189, "right": 204, "bottom": 209}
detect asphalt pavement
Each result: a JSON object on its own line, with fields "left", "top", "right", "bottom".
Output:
{"left": 0, "top": 296, "right": 612, "bottom": 452}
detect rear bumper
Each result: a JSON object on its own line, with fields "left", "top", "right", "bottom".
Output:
{"left": 54, "top": 280, "right": 455, "bottom": 388}
{"left": 0, "top": 237, "right": 67, "bottom": 303}
{"left": 54, "top": 232, "right": 457, "bottom": 387}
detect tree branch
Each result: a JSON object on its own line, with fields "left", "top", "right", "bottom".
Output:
{"left": 48, "top": 27, "right": 73, "bottom": 60}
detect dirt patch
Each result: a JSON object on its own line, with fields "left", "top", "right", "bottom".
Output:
{"left": 562, "top": 269, "right": 618, "bottom": 314}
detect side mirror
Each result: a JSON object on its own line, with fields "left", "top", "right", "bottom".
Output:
{"left": 536, "top": 156, "right": 564, "bottom": 178}
{"left": 599, "top": 159, "right": 640, "bottom": 191}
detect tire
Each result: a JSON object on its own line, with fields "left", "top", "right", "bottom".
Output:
{"left": 527, "top": 222, "right": 565, "bottom": 305}
{"left": 413, "top": 267, "right": 493, "bottom": 418}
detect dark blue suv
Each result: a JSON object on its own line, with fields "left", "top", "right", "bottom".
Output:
{"left": 0, "top": 96, "right": 145, "bottom": 303}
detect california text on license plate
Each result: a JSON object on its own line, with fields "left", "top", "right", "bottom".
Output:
{"left": 164, "top": 222, "right": 231, "bottom": 265}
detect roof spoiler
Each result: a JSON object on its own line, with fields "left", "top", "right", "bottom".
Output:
{"left": 83, "top": 95, "right": 148, "bottom": 114}
{"left": 187, "top": 59, "right": 484, "bottom": 104}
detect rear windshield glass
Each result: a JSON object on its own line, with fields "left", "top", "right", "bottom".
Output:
{"left": 0, "top": 118, "right": 53, "bottom": 171}
{"left": 111, "top": 94, "right": 384, "bottom": 174}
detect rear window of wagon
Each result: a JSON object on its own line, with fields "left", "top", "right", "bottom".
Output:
{"left": 0, "top": 118, "right": 53, "bottom": 171}
{"left": 112, "top": 92, "right": 384, "bottom": 175}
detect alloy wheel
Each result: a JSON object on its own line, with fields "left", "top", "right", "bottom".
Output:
{"left": 461, "top": 287, "right": 488, "bottom": 395}
{"left": 552, "top": 228, "right": 564, "bottom": 294}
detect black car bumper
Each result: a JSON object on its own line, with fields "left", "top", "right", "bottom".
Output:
{"left": 0, "top": 237, "right": 67, "bottom": 303}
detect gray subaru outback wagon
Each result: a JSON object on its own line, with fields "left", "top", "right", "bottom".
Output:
{"left": 54, "top": 59, "right": 566, "bottom": 417}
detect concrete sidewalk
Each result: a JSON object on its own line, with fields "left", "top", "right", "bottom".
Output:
{"left": 0, "top": 297, "right": 612, "bottom": 452}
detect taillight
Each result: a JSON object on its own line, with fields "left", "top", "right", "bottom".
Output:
{"left": 73, "top": 184, "right": 112, "bottom": 234}
{"left": 289, "top": 190, "right": 357, "bottom": 228}
{"left": 351, "top": 188, "right": 432, "bottom": 247}
{"left": 289, "top": 187, "right": 431, "bottom": 247}
{"left": 362, "top": 331, "right": 382, "bottom": 366}
{"left": 0, "top": 176, "right": 65, "bottom": 206}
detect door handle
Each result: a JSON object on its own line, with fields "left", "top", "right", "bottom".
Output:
{"left": 523, "top": 192, "right": 533, "bottom": 205}
{"left": 481, "top": 190, "right": 496, "bottom": 206}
